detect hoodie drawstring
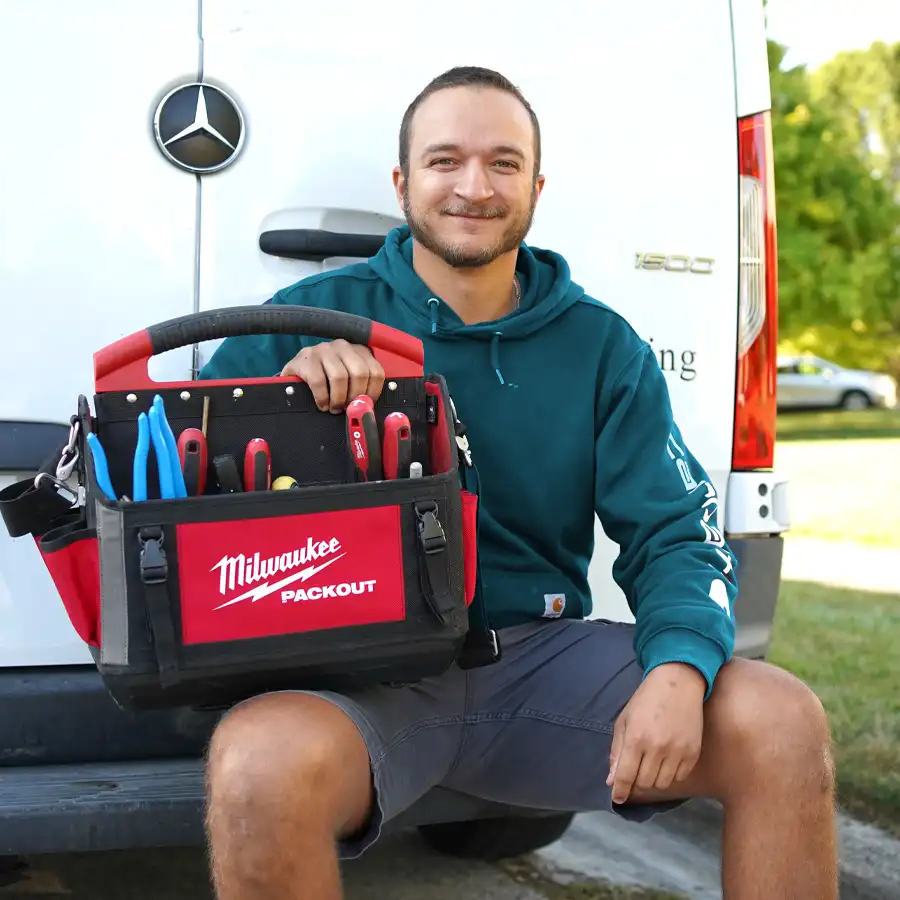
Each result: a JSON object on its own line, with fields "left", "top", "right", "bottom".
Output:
{"left": 428, "top": 299, "right": 509, "bottom": 386}
{"left": 427, "top": 298, "right": 439, "bottom": 334}
{"left": 490, "top": 332, "right": 505, "bottom": 385}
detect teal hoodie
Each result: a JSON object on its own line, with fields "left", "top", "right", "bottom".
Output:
{"left": 200, "top": 225, "right": 738, "bottom": 697}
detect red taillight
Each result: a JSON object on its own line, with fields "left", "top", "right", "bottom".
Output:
{"left": 733, "top": 111, "right": 778, "bottom": 471}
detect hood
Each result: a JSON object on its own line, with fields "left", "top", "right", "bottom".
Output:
{"left": 369, "top": 226, "right": 584, "bottom": 339}
{"left": 368, "top": 225, "right": 585, "bottom": 385}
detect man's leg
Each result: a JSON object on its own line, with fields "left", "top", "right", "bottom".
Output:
{"left": 440, "top": 619, "right": 837, "bottom": 900}
{"left": 206, "top": 693, "right": 370, "bottom": 900}
{"left": 205, "top": 671, "right": 466, "bottom": 900}
{"left": 624, "top": 656, "right": 838, "bottom": 900}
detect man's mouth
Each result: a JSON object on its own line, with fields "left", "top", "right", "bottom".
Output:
{"left": 443, "top": 210, "right": 504, "bottom": 220}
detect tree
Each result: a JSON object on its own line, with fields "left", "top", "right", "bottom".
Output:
{"left": 767, "top": 37, "right": 900, "bottom": 375}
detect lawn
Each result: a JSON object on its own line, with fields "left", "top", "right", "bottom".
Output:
{"left": 775, "top": 410, "right": 900, "bottom": 549}
{"left": 777, "top": 407, "right": 900, "bottom": 442}
{"left": 768, "top": 580, "right": 900, "bottom": 838}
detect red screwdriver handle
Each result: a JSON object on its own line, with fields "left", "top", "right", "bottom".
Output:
{"left": 177, "top": 428, "right": 207, "bottom": 495}
{"left": 346, "top": 397, "right": 382, "bottom": 482}
{"left": 383, "top": 412, "right": 412, "bottom": 479}
{"left": 244, "top": 438, "right": 272, "bottom": 491}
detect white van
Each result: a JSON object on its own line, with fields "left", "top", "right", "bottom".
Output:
{"left": 0, "top": 0, "right": 789, "bottom": 861}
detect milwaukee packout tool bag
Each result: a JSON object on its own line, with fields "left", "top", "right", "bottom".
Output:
{"left": 0, "top": 307, "right": 498, "bottom": 712}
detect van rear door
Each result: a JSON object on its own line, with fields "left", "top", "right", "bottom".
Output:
{"left": 0, "top": 4, "right": 200, "bottom": 665}
{"left": 196, "top": 0, "right": 740, "bottom": 622}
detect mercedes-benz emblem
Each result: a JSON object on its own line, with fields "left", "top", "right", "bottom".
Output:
{"left": 153, "top": 82, "right": 245, "bottom": 174}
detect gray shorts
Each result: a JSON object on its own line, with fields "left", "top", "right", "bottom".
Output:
{"left": 298, "top": 617, "right": 685, "bottom": 858}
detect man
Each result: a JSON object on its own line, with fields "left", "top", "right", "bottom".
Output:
{"left": 200, "top": 66, "right": 838, "bottom": 900}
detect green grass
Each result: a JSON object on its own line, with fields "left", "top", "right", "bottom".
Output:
{"left": 777, "top": 407, "right": 900, "bottom": 442}
{"left": 769, "top": 580, "right": 900, "bottom": 838}
{"left": 774, "top": 436, "right": 900, "bottom": 549}
{"left": 499, "top": 858, "right": 684, "bottom": 900}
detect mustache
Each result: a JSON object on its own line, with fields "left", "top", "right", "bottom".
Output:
{"left": 440, "top": 205, "right": 507, "bottom": 218}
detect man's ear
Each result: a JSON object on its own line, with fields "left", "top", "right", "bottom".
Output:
{"left": 392, "top": 166, "right": 406, "bottom": 210}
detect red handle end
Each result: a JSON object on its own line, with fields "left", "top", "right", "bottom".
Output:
{"left": 383, "top": 412, "right": 412, "bottom": 479}
{"left": 177, "top": 428, "right": 208, "bottom": 495}
{"left": 244, "top": 438, "right": 272, "bottom": 491}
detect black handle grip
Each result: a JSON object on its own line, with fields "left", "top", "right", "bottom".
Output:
{"left": 146, "top": 306, "right": 372, "bottom": 355}
{"left": 94, "top": 305, "right": 424, "bottom": 392}
{"left": 259, "top": 229, "right": 386, "bottom": 262}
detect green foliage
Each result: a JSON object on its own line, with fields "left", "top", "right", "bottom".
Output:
{"left": 767, "top": 35, "right": 900, "bottom": 377}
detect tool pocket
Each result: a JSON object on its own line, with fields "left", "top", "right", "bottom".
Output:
{"left": 36, "top": 514, "right": 100, "bottom": 647}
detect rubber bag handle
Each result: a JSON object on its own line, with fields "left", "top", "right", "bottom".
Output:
{"left": 93, "top": 305, "right": 424, "bottom": 392}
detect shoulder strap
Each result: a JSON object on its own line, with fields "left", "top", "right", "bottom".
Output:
{"left": 451, "top": 405, "right": 501, "bottom": 669}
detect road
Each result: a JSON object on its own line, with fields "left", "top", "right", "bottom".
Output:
{"left": 780, "top": 535, "right": 900, "bottom": 595}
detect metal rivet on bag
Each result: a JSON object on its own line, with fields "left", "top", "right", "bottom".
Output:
{"left": 388, "top": 381, "right": 398, "bottom": 391}
{"left": 233, "top": 388, "right": 244, "bottom": 398}
{"left": 126, "top": 393, "right": 138, "bottom": 404}
{"left": 180, "top": 391, "right": 191, "bottom": 401}
{"left": 285, "top": 386, "right": 295, "bottom": 396}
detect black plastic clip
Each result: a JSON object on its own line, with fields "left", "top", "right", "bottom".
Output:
{"left": 415, "top": 502, "right": 446, "bottom": 554}
{"left": 138, "top": 527, "right": 168, "bottom": 584}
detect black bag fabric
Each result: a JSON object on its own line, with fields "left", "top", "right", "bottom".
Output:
{"left": 0, "top": 306, "right": 498, "bottom": 712}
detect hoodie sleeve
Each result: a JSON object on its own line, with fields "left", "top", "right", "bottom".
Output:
{"left": 594, "top": 344, "right": 737, "bottom": 699}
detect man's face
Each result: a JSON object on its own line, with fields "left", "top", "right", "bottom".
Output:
{"left": 395, "top": 86, "right": 545, "bottom": 269}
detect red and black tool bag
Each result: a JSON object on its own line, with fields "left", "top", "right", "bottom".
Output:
{"left": 0, "top": 307, "right": 497, "bottom": 712}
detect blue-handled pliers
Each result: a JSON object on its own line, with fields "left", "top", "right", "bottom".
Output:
{"left": 133, "top": 395, "right": 188, "bottom": 501}
{"left": 86, "top": 432, "right": 117, "bottom": 502}
{"left": 89, "top": 394, "right": 189, "bottom": 503}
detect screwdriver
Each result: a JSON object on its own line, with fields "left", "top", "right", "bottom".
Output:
{"left": 177, "top": 428, "right": 207, "bottom": 496}
{"left": 243, "top": 438, "right": 272, "bottom": 491}
{"left": 345, "top": 395, "right": 382, "bottom": 482}
{"left": 383, "top": 412, "right": 412, "bottom": 479}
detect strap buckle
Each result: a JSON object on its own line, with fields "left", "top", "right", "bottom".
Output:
{"left": 415, "top": 502, "right": 446, "bottom": 554}
{"left": 139, "top": 528, "right": 168, "bottom": 584}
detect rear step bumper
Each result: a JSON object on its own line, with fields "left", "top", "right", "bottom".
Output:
{"left": 0, "top": 759, "right": 207, "bottom": 855}
{"left": 0, "top": 759, "right": 552, "bottom": 856}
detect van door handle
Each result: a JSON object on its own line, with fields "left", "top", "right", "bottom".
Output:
{"left": 259, "top": 229, "right": 385, "bottom": 262}
{"left": 0, "top": 421, "right": 70, "bottom": 471}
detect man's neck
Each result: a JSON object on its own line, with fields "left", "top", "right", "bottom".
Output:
{"left": 411, "top": 242, "right": 519, "bottom": 325}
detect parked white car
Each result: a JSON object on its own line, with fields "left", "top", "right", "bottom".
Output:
{"left": 777, "top": 355, "right": 897, "bottom": 411}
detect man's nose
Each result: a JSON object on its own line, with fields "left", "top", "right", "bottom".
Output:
{"left": 454, "top": 161, "right": 494, "bottom": 202}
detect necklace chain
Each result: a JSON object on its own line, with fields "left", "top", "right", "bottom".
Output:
{"left": 513, "top": 275, "right": 521, "bottom": 309}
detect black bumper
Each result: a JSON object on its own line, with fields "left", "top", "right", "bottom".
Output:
{"left": 0, "top": 535, "right": 784, "bottom": 855}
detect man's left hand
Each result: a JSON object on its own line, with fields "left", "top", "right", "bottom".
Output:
{"left": 606, "top": 662, "right": 706, "bottom": 805}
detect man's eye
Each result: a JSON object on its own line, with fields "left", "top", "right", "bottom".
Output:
{"left": 494, "top": 160, "right": 518, "bottom": 169}
{"left": 431, "top": 158, "right": 455, "bottom": 166}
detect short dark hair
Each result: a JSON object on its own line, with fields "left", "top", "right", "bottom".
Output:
{"left": 398, "top": 65, "right": 541, "bottom": 179}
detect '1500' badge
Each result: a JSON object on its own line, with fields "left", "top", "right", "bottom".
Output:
{"left": 635, "top": 253, "right": 714, "bottom": 274}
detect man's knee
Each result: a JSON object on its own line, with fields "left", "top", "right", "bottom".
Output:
{"left": 708, "top": 659, "right": 834, "bottom": 798}
{"left": 205, "top": 692, "right": 374, "bottom": 835}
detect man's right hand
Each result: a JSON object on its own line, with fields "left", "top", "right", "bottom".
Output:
{"left": 280, "top": 339, "right": 385, "bottom": 413}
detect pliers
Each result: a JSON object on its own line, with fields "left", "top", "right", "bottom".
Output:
{"left": 135, "top": 395, "right": 188, "bottom": 501}
{"left": 88, "top": 394, "right": 187, "bottom": 502}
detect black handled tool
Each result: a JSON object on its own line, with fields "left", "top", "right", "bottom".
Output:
{"left": 212, "top": 455, "right": 243, "bottom": 494}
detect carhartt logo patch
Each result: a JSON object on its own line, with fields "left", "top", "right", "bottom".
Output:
{"left": 543, "top": 593, "right": 566, "bottom": 618}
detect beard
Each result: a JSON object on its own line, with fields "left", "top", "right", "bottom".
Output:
{"left": 403, "top": 186, "right": 538, "bottom": 269}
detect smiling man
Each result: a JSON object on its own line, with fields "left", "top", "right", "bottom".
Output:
{"left": 200, "top": 67, "right": 838, "bottom": 900}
